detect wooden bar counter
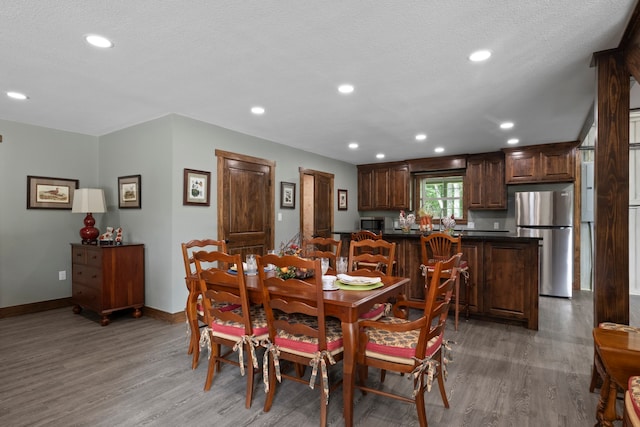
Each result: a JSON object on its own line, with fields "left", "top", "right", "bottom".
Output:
{"left": 335, "top": 230, "right": 540, "bottom": 330}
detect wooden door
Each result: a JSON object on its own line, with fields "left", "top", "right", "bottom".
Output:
{"left": 300, "top": 168, "right": 333, "bottom": 239}
{"left": 314, "top": 172, "right": 332, "bottom": 237}
{"left": 216, "top": 150, "right": 274, "bottom": 257}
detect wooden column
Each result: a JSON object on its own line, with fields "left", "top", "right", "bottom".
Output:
{"left": 593, "top": 48, "right": 629, "bottom": 325}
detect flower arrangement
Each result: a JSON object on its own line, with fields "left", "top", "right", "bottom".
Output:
{"left": 278, "top": 232, "right": 302, "bottom": 256}
{"left": 442, "top": 215, "right": 456, "bottom": 233}
{"left": 399, "top": 210, "right": 416, "bottom": 232}
{"left": 417, "top": 206, "right": 435, "bottom": 231}
{"left": 276, "top": 232, "right": 312, "bottom": 279}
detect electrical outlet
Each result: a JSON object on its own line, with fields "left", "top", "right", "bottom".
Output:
{"left": 493, "top": 222, "right": 500, "bottom": 230}
{"left": 58, "top": 270, "right": 66, "bottom": 280}
{"left": 277, "top": 213, "right": 282, "bottom": 222}
{"left": 467, "top": 222, "right": 475, "bottom": 229}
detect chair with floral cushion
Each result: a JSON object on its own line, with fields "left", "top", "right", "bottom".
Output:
{"left": 302, "top": 236, "right": 342, "bottom": 269}
{"left": 193, "top": 250, "right": 268, "bottom": 409}
{"left": 624, "top": 376, "right": 640, "bottom": 427}
{"left": 356, "top": 253, "right": 461, "bottom": 427}
{"left": 257, "top": 254, "right": 344, "bottom": 427}
{"left": 181, "top": 238, "right": 230, "bottom": 369}
{"left": 420, "top": 233, "right": 470, "bottom": 331}
{"left": 347, "top": 238, "right": 397, "bottom": 321}
{"left": 348, "top": 238, "right": 396, "bottom": 275}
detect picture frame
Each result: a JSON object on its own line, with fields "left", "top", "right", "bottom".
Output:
{"left": 338, "top": 189, "right": 348, "bottom": 210}
{"left": 183, "top": 168, "right": 211, "bottom": 206}
{"left": 27, "top": 175, "right": 79, "bottom": 209}
{"left": 118, "top": 175, "right": 141, "bottom": 209}
{"left": 280, "top": 181, "right": 296, "bottom": 209}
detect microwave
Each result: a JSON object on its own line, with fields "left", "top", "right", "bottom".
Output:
{"left": 360, "top": 217, "right": 385, "bottom": 232}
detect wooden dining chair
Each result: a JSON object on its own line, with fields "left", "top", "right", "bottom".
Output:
{"left": 181, "top": 238, "right": 229, "bottom": 369}
{"left": 348, "top": 238, "right": 396, "bottom": 275}
{"left": 356, "top": 253, "right": 462, "bottom": 427}
{"left": 420, "top": 233, "right": 469, "bottom": 331}
{"left": 193, "top": 249, "right": 268, "bottom": 409}
{"left": 302, "top": 236, "right": 342, "bottom": 269}
{"left": 347, "top": 238, "right": 397, "bottom": 320}
{"left": 257, "top": 254, "right": 344, "bottom": 427}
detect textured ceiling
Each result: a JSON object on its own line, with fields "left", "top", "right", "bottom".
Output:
{"left": 0, "top": 1, "right": 637, "bottom": 164}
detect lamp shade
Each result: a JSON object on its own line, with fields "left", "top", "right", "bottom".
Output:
{"left": 72, "top": 188, "right": 106, "bottom": 214}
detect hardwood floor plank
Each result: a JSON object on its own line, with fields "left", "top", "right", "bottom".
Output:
{"left": 1, "top": 292, "right": 637, "bottom": 426}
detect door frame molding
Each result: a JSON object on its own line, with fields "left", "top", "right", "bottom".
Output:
{"left": 299, "top": 167, "right": 334, "bottom": 238}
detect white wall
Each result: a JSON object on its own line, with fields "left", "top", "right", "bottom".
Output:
{"left": 0, "top": 119, "right": 98, "bottom": 307}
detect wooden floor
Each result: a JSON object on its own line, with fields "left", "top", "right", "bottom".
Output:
{"left": 1, "top": 291, "right": 638, "bottom": 427}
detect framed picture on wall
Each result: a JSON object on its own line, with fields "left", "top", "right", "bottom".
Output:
{"left": 118, "top": 175, "right": 141, "bottom": 209}
{"left": 338, "top": 189, "right": 348, "bottom": 210}
{"left": 280, "top": 181, "right": 296, "bottom": 209}
{"left": 27, "top": 175, "right": 79, "bottom": 209}
{"left": 183, "top": 168, "right": 211, "bottom": 206}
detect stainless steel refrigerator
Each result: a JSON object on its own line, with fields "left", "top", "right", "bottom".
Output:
{"left": 515, "top": 190, "right": 573, "bottom": 298}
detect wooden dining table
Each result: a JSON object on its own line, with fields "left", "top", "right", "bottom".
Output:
{"left": 242, "top": 270, "right": 410, "bottom": 427}
{"left": 592, "top": 327, "right": 640, "bottom": 426}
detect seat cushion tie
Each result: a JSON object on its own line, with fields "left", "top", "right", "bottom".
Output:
{"left": 232, "top": 335, "right": 261, "bottom": 376}
{"left": 309, "top": 350, "right": 337, "bottom": 405}
{"left": 409, "top": 355, "right": 439, "bottom": 395}
{"left": 261, "top": 339, "right": 282, "bottom": 392}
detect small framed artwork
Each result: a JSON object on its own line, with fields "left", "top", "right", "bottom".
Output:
{"left": 27, "top": 175, "right": 79, "bottom": 209}
{"left": 280, "top": 181, "right": 296, "bottom": 209}
{"left": 183, "top": 168, "right": 211, "bottom": 206}
{"left": 338, "top": 189, "right": 348, "bottom": 210}
{"left": 118, "top": 175, "right": 141, "bottom": 209}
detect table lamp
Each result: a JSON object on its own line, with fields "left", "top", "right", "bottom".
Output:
{"left": 72, "top": 188, "right": 106, "bottom": 245}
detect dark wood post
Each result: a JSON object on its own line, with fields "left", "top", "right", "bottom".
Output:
{"left": 593, "top": 48, "right": 629, "bottom": 326}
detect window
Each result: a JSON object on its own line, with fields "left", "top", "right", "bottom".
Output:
{"left": 415, "top": 174, "right": 465, "bottom": 220}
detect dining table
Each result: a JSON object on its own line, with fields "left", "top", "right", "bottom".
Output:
{"left": 592, "top": 326, "right": 640, "bottom": 426}
{"left": 241, "top": 269, "right": 410, "bottom": 427}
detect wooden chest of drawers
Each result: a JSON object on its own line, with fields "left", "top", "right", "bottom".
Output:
{"left": 71, "top": 243, "right": 145, "bottom": 326}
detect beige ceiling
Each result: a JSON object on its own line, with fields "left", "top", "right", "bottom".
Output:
{"left": 1, "top": 1, "right": 637, "bottom": 164}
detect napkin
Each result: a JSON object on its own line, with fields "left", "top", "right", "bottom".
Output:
{"left": 336, "top": 274, "right": 381, "bottom": 285}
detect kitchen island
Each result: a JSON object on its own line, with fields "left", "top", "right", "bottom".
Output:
{"left": 334, "top": 230, "right": 540, "bottom": 330}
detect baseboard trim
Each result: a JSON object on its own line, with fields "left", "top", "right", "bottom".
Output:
{"left": 0, "top": 298, "right": 186, "bottom": 324}
{"left": 143, "top": 306, "right": 186, "bottom": 324}
{"left": 0, "top": 297, "right": 73, "bottom": 319}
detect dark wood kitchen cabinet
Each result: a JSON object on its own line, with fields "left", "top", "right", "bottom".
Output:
{"left": 71, "top": 243, "right": 145, "bottom": 326}
{"left": 483, "top": 240, "right": 538, "bottom": 330}
{"left": 357, "top": 162, "right": 409, "bottom": 211}
{"left": 354, "top": 233, "right": 539, "bottom": 330}
{"left": 504, "top": 141, "right": 577, "bottom": 184}
{"left": 466, "top": 152, "right": 506, "bottom": 210}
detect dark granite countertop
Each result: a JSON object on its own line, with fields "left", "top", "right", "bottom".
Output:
{"left": 333, "top": 229, "right": 541, "bottom": 242}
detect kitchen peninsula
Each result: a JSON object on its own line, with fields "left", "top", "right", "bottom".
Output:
{"left": 335, "top": 230, "right": 540, "bottom": 330}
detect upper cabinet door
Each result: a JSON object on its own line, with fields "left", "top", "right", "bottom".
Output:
{"left": 357, "top": 162, "right": 410, "bottom": 211}
{"left": 504, "top": 142, "right": 577, "bottom": 184}
{"left": 466, "top": 152, "right": 506, "bottom": 210}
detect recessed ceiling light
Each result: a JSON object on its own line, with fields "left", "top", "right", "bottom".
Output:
{"left": 7, "top": 91, "right": 28, "bottom": 100}
{"left": 338, "top": 84, "right": 354, "bottom": 94}
{"left": 251, "top": 106, "right": 265, "bottom": 115}
{"left": 415, "top": 133, "right": 427, "bottom": 141}
{"left": 469, "top": 49, "right": 491, "bottom": 62}
{"left": 507, "top": 138, "right": 520, "bottom": 145}
{"left": 85, "top": 34, "right": 113, "bottom": 48}
{"left": 348, "top": 142, "right": 359, "bottom": 149}
{"left": 500, "top": 122, "right": 514, "bottom": 129}
{"left": 434, "top": 147, "right": 445, "bottom": 153}
{"left": 376, "top": 153, "right": 385, "bottom": 159}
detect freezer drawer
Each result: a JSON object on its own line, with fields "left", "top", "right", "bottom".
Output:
{"left": 518, "top": 227, "right": 573, "bottom": 298}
